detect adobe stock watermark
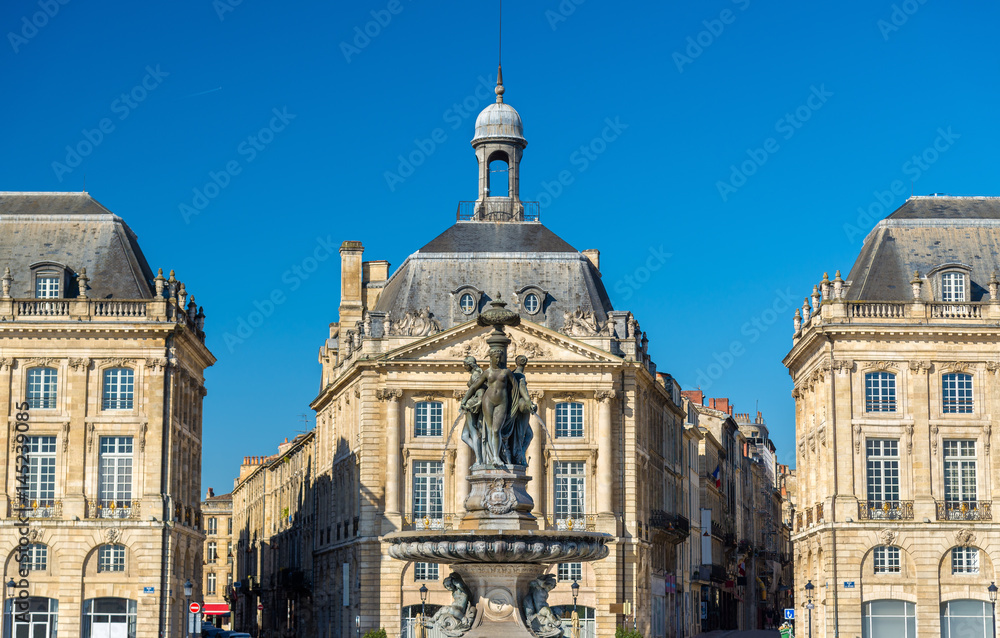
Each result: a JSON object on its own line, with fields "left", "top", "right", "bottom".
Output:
{"left": 877, "top": 0, "right": 929, "bottom": 41}
{"left": 180, "top": 107, "right": 296, "bottom": 223}
{"left": 691, "top": 288, "right": 798, "bottom": 391}
{"left": 11, "top": 401, "right": 33, "bottom": 614}
{"left": 612, "top": 245, "right": 672, "bottom": 302}
{"left": 51, "top": 65, "right": 169, "bottom": 182}
{"left": 7, "top": 0, "right": 71, "bottom": 53}
{"left": 842, "top": 126, "right": 959, "bottom": 243}
{"left": 672, "top": 0, "right": 751, "bottom": 73}
{"left": 528, "top": 117, "right": 628, "bottom": 208}
{"left": 340, "top": 0, "right": 410, "bottom": 63}
{"left": 222, "top": 235, "right": 338, "bottom": 352}
{"left": 545, "top": 0, "right": 586, "bottom": 31}
{"left": 384, "top": 74, "right": 497, "bottom": 192}
{"left": 716, "top": 84, "right": 833, "bottom": 202}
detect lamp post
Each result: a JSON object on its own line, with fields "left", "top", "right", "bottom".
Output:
{"left": 356, "top": 614, "right": 361, "bottom": 638}
{"left": 5, "top": 578, "right": 15, "bottom": 638}
{"left": 570, "top": 580, "right": 580, "bottom": 638}
{"left": 183, "top": 579, "right": 193, "bottom": 638}
{"left": 989, "top": 582, "right": 998, "bottom": 638}
{"left": 804, "top": 580, "right": 815, "bottom": 638}
{"left": 417, "top": 584, "right": 428, "bottom": 638}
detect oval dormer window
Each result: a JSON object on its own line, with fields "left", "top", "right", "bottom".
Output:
{"left": 523, "top": 293, "right": 540, "bottom": 315}
{"left": 459, "top": 293, "right": 476, "bottom": 315}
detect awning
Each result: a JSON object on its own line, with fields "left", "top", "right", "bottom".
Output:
{"left": 202, "top": 603, "right": 231, "bottom": 615}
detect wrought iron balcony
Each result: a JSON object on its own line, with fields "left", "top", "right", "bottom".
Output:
{"left": 546, "top": 515, "right": 597, "bottom": 532}
{"left": 650, "top": 509, "right": 690, "bottom": 542}
{"left": 456, "top": 199, "right": 540, "bottom": 222}
{"left": 858, "top": 500, "right": 914, "bottom": 521}
{"left": 402, "top": 512, "right": 455, "bottom": 531}
{"left": 13, "top": 499, "right": 61, "bottom": 519}
{"left": 88, "top": 499, "right": 140, "bottom": 520}
{"left": 936, "top": 500, "right": 992, "bottom": 521}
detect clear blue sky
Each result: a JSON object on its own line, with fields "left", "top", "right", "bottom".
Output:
{"left": 4, "top": 0, "right": 998, "bottom": 494}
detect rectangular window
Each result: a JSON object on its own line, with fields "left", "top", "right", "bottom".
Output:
{"left": 98, "top": 436, "right": 133, "bottom": 517}
{"left": 228, "top": 518, "right": 233, "bottom": 535}
{"left": 555, "top": 402, "right": 584, "bottom": 438}
{"left": 98, "top": 545, "right": 125, "bottom": 572}
{"left": 866, "top": 439, "right": 900, "bottom": 503}
{"left": 102, "top": 368, "right": 135, "bottom": 410}
{"left": 865, "top": 372, "right": 897, "bottom": 412}
{"left": 414, "top": 562, "right": 438, "bottom": 581}
{"left": 21, "top": 544, "right": 47, "bottom": 572}
{"left": 952, "top": 547, "right": 980, "bottom": 574}
{"left": 207, "top": 517, "right": 218, "bottom": 535}
{"left": 942, "top": 272, "right": 966, "bottom": 302}
{"left": 942, "top": 373, "right": 974, "bottom": 413}
{"left": 873, "top": 546, "right": 900, "bottom": 574}
{"left": 555, "top": 461, "right": 586, "bottom": 523}
{"left": 412, "top": 461, "right": 443, "bottom": 519}
{"left": 415, "top": 402, "right": 443, "bottom": 437}
{"left": 557, "top": 562, "right": 582, "bottom": 582}
{"left": 207, "top": 572, "right": 217, "bottom": 594}
{"left": 944, "top": 440, "right": 977, "bottom": 503}
{"left": 228, "top": 542, "right": 233, "bottom": 564}
{"left": 34, "top": 276, "right": 60, "bottom": 299}
{"left": 25, "top": 436, "right": 56, "bottom": 507}
{"left": 207, "top": 542, "right": 218, "bottom": 562}
{"left": 26, "top": 368, "right": 58, "bottom": 409}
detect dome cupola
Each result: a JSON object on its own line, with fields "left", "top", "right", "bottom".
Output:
{"left": 469, "top": 67, "right": 528, "bottom": 220}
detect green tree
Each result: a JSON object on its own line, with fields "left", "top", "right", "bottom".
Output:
{"left": 361, "top": 629, "right": 387, "bottom": 638}
{"left": 615, "top": 627, "right": 644, "bottom": 638}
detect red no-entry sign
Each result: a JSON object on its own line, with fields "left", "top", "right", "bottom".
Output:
{"left": 189, "top": 602, "right": 201, "bottom": 614}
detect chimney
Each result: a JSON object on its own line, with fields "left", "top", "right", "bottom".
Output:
{"left": 756, "top": 410, "right": 763, "bottom": 424}
{"left": 207, "top": 487, "right": 214, "bottom": 498}
{"left": 338, "top": 241, "right": 365, "bottom": 337}
{"left": 362, "top": 260, "right": 390, "bottom": 308}
{"left": 581, "top": 249, "right": 601, "bottom": 274}
{"left": 681, "top": 390, "right": 704, "bottom": 406}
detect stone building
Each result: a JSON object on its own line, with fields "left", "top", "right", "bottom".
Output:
{"left": 201, "top": 488, "right": 234, "bottom": 628}
{"left": 786, "top": 195, "right": 1000, "bottom": 636}
{"left": 0, "top": 192, "right": 214, "bottom": 638}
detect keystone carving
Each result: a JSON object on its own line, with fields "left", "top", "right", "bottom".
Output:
{"left": 955, "top": 528, "right": 976, "bottom": 547}
{"left": 939, "top": 361, "right": 973, "bottom": 374}
{"left": 878, "top": 529, "right": 896, "bottom": 546}
{"left": 104, "top": 358, "right": 134, "bottom": 368}
{"left": 105, "top": 527, "right": 121, "bottom": 544}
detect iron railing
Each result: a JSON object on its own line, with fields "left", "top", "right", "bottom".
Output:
{"left": 858, "top": 500, "right": 914, "bottom": 520}
{"left": 403, "top": 513, "right": 455, "bottom": 531}
{"left": 88, "top": 499, "right": 141, "bottom": 520}
{"left": 936, "top": 500, "right": 992, "bottom": 521}
{"left": 456, "top": 199, "right": 540, "bottom": 222}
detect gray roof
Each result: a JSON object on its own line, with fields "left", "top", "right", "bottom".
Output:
{"left": 847, "top": 196, "right": 1000, "bottom": 301}
{"left": 0, "top": 192, "right": 155, "bottom": 299}
{"left": 373, "top": 220, "right": 613, "bottom": 331}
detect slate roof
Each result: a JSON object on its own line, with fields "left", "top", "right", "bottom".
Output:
{"left": 846, "top": 196, "right": 1000, "bottom": 301}
{"left": 373, "top": 220, "right": 613, "bottom": 331}
{"left": 0, "top": 192, "right": 156, "bottom": 299}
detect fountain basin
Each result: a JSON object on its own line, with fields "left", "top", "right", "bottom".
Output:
{"left": 384, "top": 529, "right": 610, "bottom": 564}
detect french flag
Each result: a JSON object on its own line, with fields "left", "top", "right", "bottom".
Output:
{"left": 712, "top": 464, "right": 721, "bottom": 489}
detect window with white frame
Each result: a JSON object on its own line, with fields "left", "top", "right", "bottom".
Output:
{"left": 866, "top": 439, "right": 900, "bottom": 504}
{"left": 415, "top": 402, "right": 443, "bottom": 437}
{"left": 555, "top": 402, "right": 584, "bottom": 438}
{"left": 102, "top": 368, "right": 134, "bottom": 410}
{"left": 941, "top": 272, "right": 966, "bottom": 302}
{"left": 207, "top": 572, "right": 216, "bottom": 594}
{"left": 97, "top": 544, "right": 125, "bottom": 572}
{"left": 459, "top": 293, "right": 476, "bottom": 315}
{"left": 228, "top": 518, "right": 233, "bottom": 535}
{"left": 942, "top": 373, "right": 974, "bottom": 413}
{"left": 865, "top": 372, "right": 897, "bottom": 412}
{"left": 412, "top": 461, "right": 443, "bottom": 519}
{"left": 25, "top": 436, "right": 56, "bottom": 508}
{"left": 207, "top": 542, "right": 218, "bottom": 563}
{"left": 873, "top": 546, "right": 900, "bottom": 574}
{"left": 98, "top": 437, "right": 133, "bottom": 513}
{"left": 228, "top": 542, "right": 233, "bottom": 564}
{"left": 21, "top": 544, "right": 47, "bottom": 571}
{"left": 34, "top": 276, "right": 60, "bottom": 299}
{"left": 26, "top": 368, "right": 57, "bottom": 409}
{"left": 557, "top": 562, "right": 582, "bottom": 582}
{"left": 944, "top": 440, "right": 977, "bottom": 504}
{"left": 414, "top": 562, "right": 438, "bottom": 581}
{"left": 555, "top": 462, "right": 586, "bottom": 523}
{"left": 952, "top": 547, "right": 979, "bottom": 574}
{"left": 207, "top": 517, "right": 217, "bottom": 535}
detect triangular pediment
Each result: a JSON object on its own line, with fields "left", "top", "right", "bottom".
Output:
{"left": 383, "top": 319, "right": 622, "bottom": 364}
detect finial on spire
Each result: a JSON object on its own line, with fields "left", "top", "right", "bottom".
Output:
{"left": 496, "top": 0, "right": 504, "bottom": 103}
{"left": 496, "top": 65, "right": 504, "bottom": 103}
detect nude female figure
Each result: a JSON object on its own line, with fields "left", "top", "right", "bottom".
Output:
{"left": 461, "top": 347, "right": 516, "bottom": 466}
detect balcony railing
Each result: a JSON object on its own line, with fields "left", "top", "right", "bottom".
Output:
{"left": 1, "top": 297, "right": 205, "bottom": 342}
{"left": 549, "top": 515, "right": 597, "bottom": 532}
{"left": 13, "top": 499, "right": 61, "bottom": 519}
{"left": 858, "top": 500, "right": 914, "bottom": 520}
{"left": 936, "top": 500, "right": 992, "bottom": 521}
{"left": 88, "top": 499, "right": 141, "bottom": 520}
{"left": 650, "top": 510, "right": 690, "bottom": 542}
{"left": 456, "top": 199, "right": 540, "bottom": 222}
{"left": 402, "top": 512, "right": 455, "bottom": 531}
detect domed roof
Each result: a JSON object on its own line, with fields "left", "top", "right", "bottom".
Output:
{"left": 473, "top": 102, "right": 525, "bottom": 143}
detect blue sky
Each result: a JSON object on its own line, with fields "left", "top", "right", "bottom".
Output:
{"left": 3, "top": 0, "right": 998, "bottom": 494}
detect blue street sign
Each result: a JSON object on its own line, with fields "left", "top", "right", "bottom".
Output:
{"left": 143, "top": 587, "right": 154, "bottom": 594}
{"left": 784, "top": 608, "right": 795, "bottom": 620}
{"left": 844, "top": 581, "right": 856, "bottom": 589}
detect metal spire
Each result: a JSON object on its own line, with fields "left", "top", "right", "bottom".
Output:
{"left": 496, "top": 0, "right": 504, "bottom": 103}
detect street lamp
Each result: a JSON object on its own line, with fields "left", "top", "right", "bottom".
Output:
{"left": 570, "top": 580, "right": 580, "bottom": 638}
{"left": 989, "top": 582, "right": 998, "bottom": 638}
{"left": 5, "top": 579, "right": 15, "bottom": 638}
{"left": 804, "top": 580, "right": 815, "bottom": 638}
{"left": 417, "top": 584, "right": 428, "bottom": 638}
{"left": 183, "top": 579, "right": 193, "bottom": 638}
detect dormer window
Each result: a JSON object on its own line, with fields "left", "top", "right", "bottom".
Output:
{"left": 523, "top": 293, "right": 540, "bottom": 314}
{"left": 35, "top": 276, "right": 60, "bottom": 298}
{"left": 29, "top": 262, "right": 70, "bottom": 299}
{"left": 941, "top": 272, "right": 965, "bottom": 302}
{"left": 928, "top": 263, "right": 973, "bottom": 302}
{"left": 451, "top": 286, "right": 483, "bottom": 321}
{"left": 515, "top": 285, "right": 548, "bottom": 317}
{"left": 460, "top": 293, "right": 476, "bottom": 315}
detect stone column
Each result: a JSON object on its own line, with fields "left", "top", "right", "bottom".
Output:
{"left": 527, "top": 392, "right": 544, "bottom": 518}
{"left": 596, "top": 390, "right": 616, "bottom": 515}
{"left": 380, "top": 389, "right": 403, "bottom": 521}
{"left": 65, "top": 357, "right": 90, "bottom": 519}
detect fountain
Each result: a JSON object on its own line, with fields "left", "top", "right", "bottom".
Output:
{"left": 384, "top": 296, "right": 611, "bottom": 637}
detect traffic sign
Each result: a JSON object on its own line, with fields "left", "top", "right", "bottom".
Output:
{"left": 189, "top": 602, "right": 201, "bottom": 614}
{"left": 257, "top": 603, "right": 264, "bottom": 611}
{"left": 784, "top": 608, "right": 794, "bottom": 620}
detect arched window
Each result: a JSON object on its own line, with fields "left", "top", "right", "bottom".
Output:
{"left": 873, "top": 545, "right": 900, "bottom": 574}
{"left": 861, "top": 600, "right": 916, "bottom": 638}
{"left": 102, "top": 368, "right": 134, "bottom": 410}
{"left": 943, "top": 373, "right": 974, "bottom": 413}
{"left": 488, "top": 158, "right": 509, "bottom": 197}
{"left": 415, "top": 402, "right": 443, "bottom": 437}
{"left": 555, "top": 402, "right": 584, "bottom": 438}
{"left": 942, "top": 600, "right": 994, "bottom": 637}
{"left": 865, "top": 372, "right": 896, "bottom": 412}
{"left": 26, "top": 367, "right": 58, "bottom": 409}
{"left": 97, "top": 545, "right": 126, "bottom": 572}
